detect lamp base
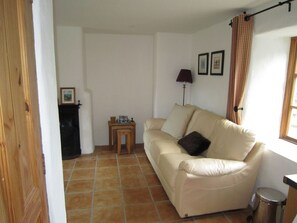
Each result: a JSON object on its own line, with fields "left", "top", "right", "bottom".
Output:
{"left": 182, "top": 83, "right": 186, "bottom": 106}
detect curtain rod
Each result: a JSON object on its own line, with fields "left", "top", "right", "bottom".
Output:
{"left": 229, "top": 0, "right": 295, "bottom": 26}
{"left": 245, "top": 0, "right": 294, "bottom": 21}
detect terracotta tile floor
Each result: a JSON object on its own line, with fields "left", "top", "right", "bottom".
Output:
{"left": 63, "top": 145, "right": 252, "bottom": 223}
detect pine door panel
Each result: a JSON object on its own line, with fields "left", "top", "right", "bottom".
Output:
{"left": 0, "top": 0, "right": 49, "bottom": 222}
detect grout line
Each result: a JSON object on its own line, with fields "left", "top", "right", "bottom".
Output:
{"left": 64, "top": 160, "right": 76, "bottom": 193}
{"left": 116, "top": 152, "right": 127, "bottom": 223}
{"left": 63, "top": 159, "right": 81, "bottom": 221}
{"left": 137, "top": 155, "right": 163, "bottom": 222}
{"left": 223, "top": 212, "right": 233, "bottom": 223}
{"left": 64, "top": 147, "right": 251, "bottom": 223}
{"left": 89, "top": 156, "right": 98, "bottom": 223}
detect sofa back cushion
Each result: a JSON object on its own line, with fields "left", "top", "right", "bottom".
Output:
{"left": 161, "top": 104, "right": 195, "bottom": 139}
{"left": 185, "top": 110, "right": 223, "bottom": 139}
{"left": 207, "top": 119, "right": 256, "bottom": 161}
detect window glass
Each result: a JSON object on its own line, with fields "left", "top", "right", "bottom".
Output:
{"left": 291, "top": 77, "right": 297, "bottom": 107}
{"left": 295, "top": 56, "right": 297, "bottom": 74}
{"left": 280, "top": 37, "right": 297, "bottom": 143}
{"left": 288, "top": 108, "right": 297, "bottom": 138}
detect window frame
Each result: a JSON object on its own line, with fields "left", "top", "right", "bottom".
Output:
{"left": 280, "top": 37, "right": 297, "bottom": 144}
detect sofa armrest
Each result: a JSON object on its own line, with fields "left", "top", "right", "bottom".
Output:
{"left": 178, "top": 158, "right": 246, "bottom": 176}
{"left": 144, "top": 118, "right": 166, "bottom": 131}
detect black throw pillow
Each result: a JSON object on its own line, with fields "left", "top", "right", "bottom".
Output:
{"left": 178, "top": 131, "right": 211, "bottom": 156}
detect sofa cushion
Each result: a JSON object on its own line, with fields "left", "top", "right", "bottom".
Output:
{"left": 185, "top": 110, "right": 223, "bottom": 138}
{"left": 144, "top": 118, "right": 166, "bottom": 131}
{"left": 179, "top": 158, "right": 246, "bottom": 176}
{"left": 161, "top": 104, "right": 195, "bottom": 139}
{"left": 178, "top": 131, "right": 210, "bottom": 156}
{"left": 150, "top": 140, "right": 185, "bottom": 165}
{"left": 143, "top": 129, "right": 177, "bottom": 148}
{"left": 207, "top": 120, "right": 256, "bottom": 161}
{"left": 159, "top": 153, "right": 195, "bottom": 189}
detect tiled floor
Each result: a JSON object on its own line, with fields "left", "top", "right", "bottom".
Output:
{"left": 63, "top": 145, "right": 252, "bottom": 223}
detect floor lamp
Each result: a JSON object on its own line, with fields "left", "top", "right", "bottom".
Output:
{"left": 176, "top": 69, "right": 193, "bottom": 106}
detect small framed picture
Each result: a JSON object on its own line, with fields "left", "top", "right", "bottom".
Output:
{"left": 60, "top": 87, "right": 76, "bottom": 104}
{"left": 198, "top": 53, "right": 209, "bottom": 75}
{"left": 210, "top": 50, "right": 225, "bottom": 76}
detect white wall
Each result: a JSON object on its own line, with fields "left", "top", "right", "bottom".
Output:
{"left": 189, "top": 1, "right": 297, "bottom": 196}
{"left": 242, "top": 36, "right": 290, "bottom": 141}
{"left": 56, "top": 26, "right": 94, "bottom": 154}
{"left": 85, "top": 33, "right": 154, "bottom": 145}
{"left": 251, "top": 0, "right": 297, "bottom": 36}
{"left": 33, "top": 1, "right": 66, "bottom": 223}
{"left": 56, "top": 31, "right": 193, "bottom": 146}
{"left": 242, "top": 1, "right": 297, "bottom": 195}
{"left": 52, "top": 0, "right": 297, "bottom": 203}
{"left": 257, "top": 148, "right": 297, "bottom": 195}
{"left": 153, "top": 33, "right": 192, "bottom": 118}
{"left": 191, "top": 21, "right": 231, "bottom": 116}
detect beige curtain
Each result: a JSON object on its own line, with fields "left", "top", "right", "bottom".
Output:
{"left": 226, "top": 14, "right": 254, "bottom": 124}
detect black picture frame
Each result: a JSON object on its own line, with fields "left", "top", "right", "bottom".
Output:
{"left": 198, "top": 53, "right": 209, "bottom": 75}
{"left": 210, "top": 50, "right": 224, "bottom": 76}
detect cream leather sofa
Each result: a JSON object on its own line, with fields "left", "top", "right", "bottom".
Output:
{"left": 143, "top": 104, "right": 264, "bottom": 218}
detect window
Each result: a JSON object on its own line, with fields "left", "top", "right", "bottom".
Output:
{"left": 280, "top": 37, "right": 297, "bottom": 143}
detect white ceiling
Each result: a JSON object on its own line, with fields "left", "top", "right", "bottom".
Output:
{"left": 53, "top": 0, "right": 275, "bottom": 34}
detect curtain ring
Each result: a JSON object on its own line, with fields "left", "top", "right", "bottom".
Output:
{"left": 234, "top": 106, "right": 244, "bottom": 112}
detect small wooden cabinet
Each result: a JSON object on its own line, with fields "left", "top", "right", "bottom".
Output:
{"left": 108, "top": 121, "right": 136, "bottom": 150}
{"left": 59, "top": 104, "right": 81, "bottom": 159}
{"left": 283, "top": 174, "right": 297, "bottom": 223}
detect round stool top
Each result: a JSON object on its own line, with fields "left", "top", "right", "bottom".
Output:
{"left": 256, "top": 187, "right": 286, "bottom": 204}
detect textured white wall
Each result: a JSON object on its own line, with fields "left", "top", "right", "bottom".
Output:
{"left": 189, "top": 1, "right": 297, "bottom": 196}
{"left": 242, "top": 36, "right": 290, "bottom": 141}
{"left": 191, "top": 20, "right": 232, "bottom": 117}
{"left": 56, "top": 26, "right": 94, "bottom": 154}
{"left": 153, "top": 33, "right": 192, "bottom": 118}
{"left": 33, "top": 1, "right": 67, "bottom": 223}
{"left": 256, "top": 148, "right": 297, "bottom": 195}
{"left": 85, "top": 33, "right": 154, "bottom": 145}
{"left": 52, "top": 0, "right": 297, "bottom": 207}
{"left": 251, "top": 0, "right": 297, "bottom": 36}
{"left": 243, "top": 1, "right": 297, "bottom": 195}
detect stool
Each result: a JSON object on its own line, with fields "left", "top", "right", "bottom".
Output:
{"left": 116, "top": 129, "right": 132, "bottom": 155}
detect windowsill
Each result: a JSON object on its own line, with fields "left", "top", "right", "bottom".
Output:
{"left": 265, "top": 139, "right": 297, "bottom": 164}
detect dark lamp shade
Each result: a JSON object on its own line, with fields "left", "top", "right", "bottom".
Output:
{"left": 176, "top": 69, "right": 193, "bottom": 83}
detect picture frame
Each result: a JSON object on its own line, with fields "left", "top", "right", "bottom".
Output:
{"left": 60, "top": 87, "right": 76, "bottom": 104}
{"left": 210, "top": 50, "right": 225, "bottom": 76}
{"left": 119, "top": 115, "right": 129, "bottom": 123}
{"left": 198, "top": 53, "right": 209, "bottom": 75}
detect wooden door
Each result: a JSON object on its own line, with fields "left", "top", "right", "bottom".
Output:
{"left": 0, "top": 0, "right": 49, "bottom": 222}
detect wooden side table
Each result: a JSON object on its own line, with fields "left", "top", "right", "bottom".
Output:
{"left": 108, "top": 121, "right": 136, "bottom": 150}
{"left": 116, "top": 129, "right": 132, "bottom": 155}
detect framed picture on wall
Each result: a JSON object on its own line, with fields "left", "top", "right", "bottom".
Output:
{"left": 60, "top": 87, "right": 76, "bottom": 104}
{"left": 198, "top": 53, "right": 209, "bottom": 75}
{"left": 210, "top": 50, "right": 224, "bottom": 76}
